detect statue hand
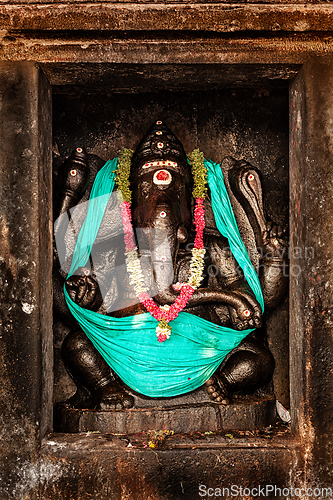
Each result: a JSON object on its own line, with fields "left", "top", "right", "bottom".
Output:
{"left": 262, "top": 220, "right": 288, "bottom": 258}
{"left": 154, "top": 284, "right": 180, "bottom": 306}
{"left": 66, "top": 275, "right": 103, "bottom": 311}
{"left": 228, "top": 291, "right": 262, "bottom": 331}
{"left": 260, "top": 220, "right": 289, "bottom": 309}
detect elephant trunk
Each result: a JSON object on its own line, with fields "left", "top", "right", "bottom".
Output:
{"left": 138, "top": 203, "right": 188, "bottom": 300}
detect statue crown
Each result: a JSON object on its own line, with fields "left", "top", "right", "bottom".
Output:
{"left": 131, "top": 120, "right": 191, "bottom": 180}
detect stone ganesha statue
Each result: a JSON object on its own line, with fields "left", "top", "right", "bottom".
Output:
{"left": 53, "top": 121, "right": 287, "bottom": 410}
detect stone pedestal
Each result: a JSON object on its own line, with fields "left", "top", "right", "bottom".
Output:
{"left": 55, "top": 390, "right": 276, "bottom": 434}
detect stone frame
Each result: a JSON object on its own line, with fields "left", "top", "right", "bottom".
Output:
{"left": 1, "top": 4, "right": 333, "bottom": 497}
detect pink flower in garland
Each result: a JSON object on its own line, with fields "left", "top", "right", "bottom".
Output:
{"left": 194, "top": 198, "right": 205, "bottom": 249}
{"left": 157, "top": 333, "right": 168, "bottom": 343}
{"left": 122, "top": 202, "right": 137, "bottom": 252}
{"left": 164, "top": 284, "right": 195, "bottom": 321}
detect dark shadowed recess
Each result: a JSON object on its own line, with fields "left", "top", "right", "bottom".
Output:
{"left": 52, "top": 84, "right": 289, "bottom": 408}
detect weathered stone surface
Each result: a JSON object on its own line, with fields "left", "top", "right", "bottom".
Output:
{"left": 266, "top": 297, "right": 290, "bottom": 408}
{"left": 55, "top": 397, "right": 277, "bottom": 434}
{"left": 0, "top": 0, "right": 326, "bottom": 4}
{"left": 0, "top": 4, "right": 333, "bottom": 33}
{"left": 39, "top": 431, "right": 301, "bottom": 500}
{"left": 290, "top": 56, "right": 333, "bottom": 491}
{"left": 0, "top": 34, "right": 332, "bottom": 69}
{"left": 0, "top": 62, "right": 52, "bottom": 499}
{"left": 45, "top": 63, "right": 300, "bottom": 92}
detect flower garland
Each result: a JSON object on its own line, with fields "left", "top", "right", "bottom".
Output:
{"left": 115, "top": 148, "right": 207, "bottom": 343}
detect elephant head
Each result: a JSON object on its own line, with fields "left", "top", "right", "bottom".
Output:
{"left": 129, "top": 121, "right": 193, "bottom": 299}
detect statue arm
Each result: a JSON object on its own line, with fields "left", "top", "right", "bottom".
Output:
{"left": 54, "top": 148, "right": 103, "bottom": 319}
{"left": 155, "top": 282, "right": 261, "bottom": 331}
{"left": 156, "top": 235, "right": 262, "bottom": 330}
{"left": 196, "top": 235, "right": 262, "bottom": 329}
{"left": 227, "top": 158, "right": 288, "bottom": 310}
{"left": 259, "top": 221, "right": 288, "bottom": 309}
{"left": 188, "top": 286, "right": 262, "bottom": 330}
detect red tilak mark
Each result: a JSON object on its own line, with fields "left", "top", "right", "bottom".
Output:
{"left": 156, "top": 170, "right": 170, "bottom": 181}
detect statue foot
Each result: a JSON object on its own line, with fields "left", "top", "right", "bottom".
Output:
{"left": 93, "top": 382, "right": 134, "bottom": 410}
{"left": 62, "top": 387, "right": 92, "bottom": 410}
{"left": 204, "top": 376, "right": 229, "bottom": 404}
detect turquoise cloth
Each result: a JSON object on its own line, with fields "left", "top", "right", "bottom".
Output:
{"left": 64, "top": 158, "right": 263, "bottom": 397}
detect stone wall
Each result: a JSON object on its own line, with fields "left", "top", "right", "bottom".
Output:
{"left": 1, "top": 3, "right": 333, "bottom": 498}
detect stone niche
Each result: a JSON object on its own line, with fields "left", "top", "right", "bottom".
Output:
{"left": 52, "top": 83, "right": 290, "bottom": 434}
{"left": 0, "top": 61, "right": 295, "bottom": 499}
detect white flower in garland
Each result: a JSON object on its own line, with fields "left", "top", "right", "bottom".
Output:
{"left": 125, "top": 249, "right": 148, "bottom": 294}
{"left": 188, "top": 247, "right": 206, "bottom": 288}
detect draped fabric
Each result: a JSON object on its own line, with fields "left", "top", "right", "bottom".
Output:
{"left": 64, "top": 158, "right": 263, "bottom": 397}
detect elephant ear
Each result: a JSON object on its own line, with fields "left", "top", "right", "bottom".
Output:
{"left": 204, "top": 157, "right": 265, "bottom": 274}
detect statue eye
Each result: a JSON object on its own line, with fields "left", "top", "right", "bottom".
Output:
{"left": 177, "top": 183, "right": 185, "bottom": 195}
{"left": 140, "top": 181, "right": 150, "bottom": 198}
